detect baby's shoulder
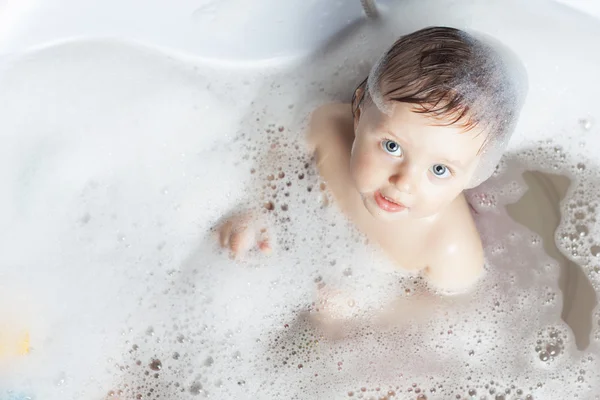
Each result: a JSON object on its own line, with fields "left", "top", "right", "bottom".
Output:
{"left": 310, "top": 102, "right": 352, "bottom": 122}
{"left": 307, "top": 103, "right": 353, "bottom": 148}
{"left": 423, "top": 195, "right": 484, "bottom": 293}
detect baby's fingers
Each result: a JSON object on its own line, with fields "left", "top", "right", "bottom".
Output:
{"left": 257, "top": 228, "right": 273, "bottom": 255}
{"left": 258, "top": 241, "right": 272, "bottom": 254}
{"left": 229, "top": 229, "right": 254, "bottom": 258}
{"left": 218, "top": 221, "right": 234, "bottom": 248}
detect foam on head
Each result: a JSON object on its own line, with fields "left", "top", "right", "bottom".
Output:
{"left": 364, "top": 26, "right": 528, "bottom": 188}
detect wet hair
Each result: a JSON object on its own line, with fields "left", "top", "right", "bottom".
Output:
{"left": 352, "top": 26, "right": 527, "bottom": 187}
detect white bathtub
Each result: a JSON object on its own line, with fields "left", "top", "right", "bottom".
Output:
{"left": 0, "top": 0, "right": 597, "bottom": 62}
{"left": 1, "top": 1, "right": 600, "bottom": 399}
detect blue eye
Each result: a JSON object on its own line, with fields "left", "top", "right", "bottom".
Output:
{"left": 381, "top": 140, "right": 403, "bottom": 157}
{"left": 431, "top": 164, "right": 451, "bottom": 178}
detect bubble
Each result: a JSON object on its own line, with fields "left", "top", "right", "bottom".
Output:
{"left": 189, "top": 382, "right": 203, "bottom": 396}
{"left": 579, "top": 118, "right": 593, "bottom": 131}
{"left": 591, "top": 245, "right": 600, "bottom": 257}
{"left": 539, "top": 351, "right": 550, "bottom": 361}
{"left": 204, "top": 356, "right": 214, "bottom": 366}
{"left": 576, "top": 225, "right": 589, "bottom": 237}
{"left": 80, "top": 212, "right": 91, "bottom": 224}
{"left": 546, "top": 343, "right": 559, "bottom": 356}
{"left": 54, "top": 372, "right": 66, "bottom": 386}
{"left": 149, "top": 359, "right": 162, "bottom": 371}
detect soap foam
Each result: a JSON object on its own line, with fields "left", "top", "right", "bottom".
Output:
{"left": 1, "top": 0, "right": 600, "bottom": 399}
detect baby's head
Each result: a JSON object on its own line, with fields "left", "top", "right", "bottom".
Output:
{"left": 350, "top": 26, "right": 526, "bottom": 220}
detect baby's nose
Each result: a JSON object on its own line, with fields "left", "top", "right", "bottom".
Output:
{"left": 389, "top": 166, "right": 419, "bottom": 193}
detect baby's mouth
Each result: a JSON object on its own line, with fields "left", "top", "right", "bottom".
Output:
{"left": 374, "top": 190, "right": 407, "bottom": 213}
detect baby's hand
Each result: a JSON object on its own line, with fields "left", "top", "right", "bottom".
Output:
{"left": 216, "top": 212, "right": 272, "bottom": 259}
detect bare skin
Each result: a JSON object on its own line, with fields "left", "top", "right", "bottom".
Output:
{"left": 216, "top": 211, "right": 272, "bottom": 259}
{"left": 307, "top": 101, "right": 485, "bottom": 292}
{"left": 216, "top": 92, "right": 487, "bottom": 338}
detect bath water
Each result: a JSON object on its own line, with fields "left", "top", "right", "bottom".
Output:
{"left": 1, "top": 0, "right": 600, "bottom": 399}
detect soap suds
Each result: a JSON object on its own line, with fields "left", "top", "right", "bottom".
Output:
{"left": 1, "top": 1, "right": 600, "bottom": 399}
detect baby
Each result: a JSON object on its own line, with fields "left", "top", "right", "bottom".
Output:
{"left": 218, "top": 26, "right": 526, "bottom": 293}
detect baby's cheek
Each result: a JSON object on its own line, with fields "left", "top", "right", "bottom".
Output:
{"left": 349, "top": 147, "right": 367, "bottom": 182}
{"left": 349, "top": 164, "right": 368, "bottom": 192}
{"left": 434, "top": 184, "right": 463, "bottom": 208}
{"left": 417, "top": 184, "right": 461, "bottom": 215}
{"left": 350, "top": 151, "right": 382, "bottom": 192}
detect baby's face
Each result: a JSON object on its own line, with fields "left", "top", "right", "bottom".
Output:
{"left": 350, "top": 102, "right": 486, "bottom": 221}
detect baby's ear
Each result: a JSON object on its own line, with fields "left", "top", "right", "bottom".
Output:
{"left": 352, "top": 85, "right": 365, "bottom": 129}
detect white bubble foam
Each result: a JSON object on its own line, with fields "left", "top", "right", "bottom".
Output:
{"left": 2, "top": 0, "right": 600, "bottom": 399}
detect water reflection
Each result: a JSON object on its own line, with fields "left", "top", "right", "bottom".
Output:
{"left": 506, "top": 170, "right": 598, "bottom": 350}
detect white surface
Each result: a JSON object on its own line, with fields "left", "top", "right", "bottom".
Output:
{"left": 0, "top": 0, "right": 383, "bottom": 63}
{"left": 0, "top": 0, "right": 596, "bottom": 63}
{"left": 555, "top": 0, "right": 600, "bottom": 19}
{"left": 1, "top": 1, "right": 600, "bottom": 399}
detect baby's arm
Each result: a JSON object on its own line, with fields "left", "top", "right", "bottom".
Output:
{"left": 217, "top": 103, "right": 352, "bottom": 259}
{"left": 307, "top": 103, "right": 354, "bottom": 151}
{"left": 215, "top": 132, "right": 286, "bottom": 259}
{"left": 308, "top": 103, "right": 369, "bottom": 218}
